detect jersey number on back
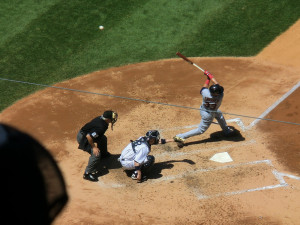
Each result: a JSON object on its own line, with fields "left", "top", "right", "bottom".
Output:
{"left": 204, "top": 102, "right": 217, "bottom": 110}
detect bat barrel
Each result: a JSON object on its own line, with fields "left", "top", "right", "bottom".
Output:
{"left": 176, "top": 52, "right": 205, "bottom": 72}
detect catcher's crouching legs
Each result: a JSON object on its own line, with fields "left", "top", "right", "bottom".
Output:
{"left": 132, "top": 155, "right": 155, "bottom": 181}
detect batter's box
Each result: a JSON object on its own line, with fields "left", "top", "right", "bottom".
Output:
{"left": 149, "top": 160, "right": 288, "bottom": 199}
{"left": 189, "top": 160, "right": 287, "bottom": 199}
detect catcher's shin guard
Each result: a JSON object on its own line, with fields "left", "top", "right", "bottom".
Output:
{"left": 141, "top": 155, "right": 155, "bottom": 174}
{"left": 143, "top": 155, "right": 155, "bottom": 169}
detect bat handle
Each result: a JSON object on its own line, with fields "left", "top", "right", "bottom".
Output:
{"left": 193, "top": 64, "right": 205, "bottom": 72}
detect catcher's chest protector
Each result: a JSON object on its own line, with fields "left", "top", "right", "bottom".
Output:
{"left": 130, "top": 137, "right": 150, "bottom": 153}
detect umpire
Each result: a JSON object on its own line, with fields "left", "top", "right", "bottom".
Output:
{"left": 77, "top": 110, "right": 118, "bottom": 182}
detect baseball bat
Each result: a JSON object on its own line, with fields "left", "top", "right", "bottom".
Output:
{"left": 176, "top": 52, "right": 205, "bottom": 72}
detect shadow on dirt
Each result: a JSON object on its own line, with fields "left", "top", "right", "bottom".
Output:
{"left": 123, "top": 159, "right": 195, "bottom": 180}
{"left": 93, "top": 154, "right": 122, "bottom": 178}
{"left": 146, "top": 159, "right": 195, "bottom": 180}
{"left": 181, "top": 126, "right": 245, "bottom": 148}
{"left": 93, "top": 155, "right": 196, "bottom": 180}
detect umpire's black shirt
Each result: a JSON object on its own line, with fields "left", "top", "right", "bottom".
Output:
{"left": 81, "top": 117, "right": 108, "bottom": 142}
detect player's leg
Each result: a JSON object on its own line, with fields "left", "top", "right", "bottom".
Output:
{"left": 96, "top": 135, "right": 111, "bottom": 158}
{"left": 120, "top": 159, "right": 135, "bottom": 170}
{"left": 131, "top": 155, "right": 155, "bottom": 181}
{"left": 175, "top": 110, "right": 213, "bottom": 140}
{"left": 83, "top": 151, "right": 101, "bottom": 182}
{"left": 215, "top": 110, "right": 233, "bottom": 135}
{"left": 120, "top": 160, "right": 144, "bottom": 180}
{"left": 119, "top": 160, "right": 136, "bottom": 178}
{"left": 76, "top": 130, "right": 92, "bottom": 153}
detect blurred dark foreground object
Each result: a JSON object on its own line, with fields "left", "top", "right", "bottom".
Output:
{"left": 0, "top": 124, "right": 68, "bottom": 225}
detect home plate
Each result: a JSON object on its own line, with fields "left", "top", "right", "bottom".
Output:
{"left": 210, "top": 152, "right": 233, "bottom": 163}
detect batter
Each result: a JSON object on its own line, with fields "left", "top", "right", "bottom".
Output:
{"left": 174, "top": 70, "right": 233, "bottom": 145}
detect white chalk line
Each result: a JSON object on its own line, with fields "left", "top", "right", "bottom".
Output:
{"left": 149, "top": 159, "right": 273, "bottom": 184}
{"left": 95, "top": 159, "right": 300, "bottom": 201}
{"left": 246, "top": 81, "right": 300, "bottom": 129}
{"left": 277, "top": 172, "right": 300, "bottom": 181}
{"left": 211, "top": 118, "right": 246, "bottom": 131}
{"left": 195, "top": 183, "right": 288, "bottom": 200}
{"left": 194, "top": 162, "right": 300, "bottom": 200}
{"left": 148, "top": 159, "right": 295, "bottom": 200}
{"left": 97, "top": 180, "right": 125, "bottom": 188}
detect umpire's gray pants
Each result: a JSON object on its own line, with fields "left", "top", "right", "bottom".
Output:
{"left": 85, "top": 150, "right": 101, "bottom": 174}
{"left": 177, "top": 108, "right": 229, "bottom": 139}
{"left": 76, "top": 131, "right": 103, "bottom": 174}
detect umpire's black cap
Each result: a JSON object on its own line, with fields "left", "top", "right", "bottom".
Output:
{"left": 103, "top": 110, "right": 114, "bottom": 119}
{"left": 103, "top": 110, "right": 118, "bottom": 124}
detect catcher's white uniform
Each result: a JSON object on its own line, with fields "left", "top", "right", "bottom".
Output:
{"left": 119, "top": 137, "right": 150, "bottom": 170}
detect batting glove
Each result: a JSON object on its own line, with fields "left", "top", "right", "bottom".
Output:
{"left": 204, "top": 70, "right": 210, "bottom": 75}
{"left": 204, "top": 71, "right": 214, "bottom": 80}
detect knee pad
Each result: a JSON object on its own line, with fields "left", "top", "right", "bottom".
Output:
{"left": 143, "top": 155, "right": 155, "bottom": 169}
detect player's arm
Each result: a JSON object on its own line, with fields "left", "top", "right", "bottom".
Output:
{"left": 203, "top": 71, "right": 219, "bottom": 87}
{"left": 134, "top": 161, "right": 142, "bottom": 181}
{"left": 86, "top": 134, "right": 100, "bottom": 156}
{"left": 159, "top": 138, "right": 174, "bottom": 144}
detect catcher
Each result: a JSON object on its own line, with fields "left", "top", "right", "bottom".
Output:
{"left": 173, "top": 70, "right": 233, "bottom": 146}
{"left": 119, "top": 130, "right": 172, "bottom": 183}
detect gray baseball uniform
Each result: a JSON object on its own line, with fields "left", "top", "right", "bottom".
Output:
{"left": 176, "top": 87, "right": 230, "bottom": 139}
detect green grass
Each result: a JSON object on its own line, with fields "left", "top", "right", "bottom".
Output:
{"left": 0, "top": 0, "right": 299, "bottom": 111}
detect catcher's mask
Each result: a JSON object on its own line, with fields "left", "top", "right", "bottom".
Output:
{"left": 209, "top": 84, "right": 224, "bottom": 96}
{"left": 103, "top": 110, "right": 118, "bottom": 130}
{"left": 145, "top": 130, "right": 160, "bottom": 145}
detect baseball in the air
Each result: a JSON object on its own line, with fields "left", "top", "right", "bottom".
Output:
{"left": 99, "top": 25, "right": 104, "bottom": 30}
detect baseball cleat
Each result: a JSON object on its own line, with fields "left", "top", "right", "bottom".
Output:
{"left": 131, "top": 171, "right": 138, "bottom": 180}
{"left": 131, "top": 171, "right": 147, "bottom": 182}
{"left": 223, "top": 127, "right": 234, "bottom": 137}
{"left": 83, "top": 173, "right": 98, "bottom": 182}
{"left": 173, "top": 136, "right": 185, "bottom": 143}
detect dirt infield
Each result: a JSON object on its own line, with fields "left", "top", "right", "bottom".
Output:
{"left": 1, "top": 20, "right": 299, "bottom": 225}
